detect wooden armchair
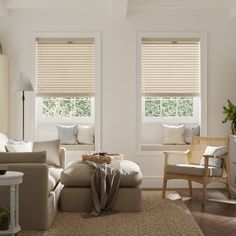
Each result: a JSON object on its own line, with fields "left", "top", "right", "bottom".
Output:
{"left": 162, "top": 136, "right": 230, "bottom": 205}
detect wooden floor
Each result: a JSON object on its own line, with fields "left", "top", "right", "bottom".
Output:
{"left": 177, "top": 189, "right": 236, "bottom": 236}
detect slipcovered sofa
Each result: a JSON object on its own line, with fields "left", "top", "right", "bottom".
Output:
{"left": 0, "top": 133, "right": 65, "bottom": 230}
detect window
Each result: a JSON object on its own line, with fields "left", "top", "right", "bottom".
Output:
{"left": 141, "top": 37, "right": 200, "bottom": 123}
{"left": 137, "top": 33, "right": 207, "bottom": 152}
{"left": 36, "top": 37, "right": 95, "bottom": 123}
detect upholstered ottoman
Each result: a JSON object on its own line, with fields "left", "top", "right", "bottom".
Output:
{"left": 59, "top": 160, "right": 143, "bottom": 212}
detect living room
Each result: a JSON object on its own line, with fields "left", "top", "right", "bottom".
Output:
{"left": 0, "top": 0, "right": 236, "bottom": 235}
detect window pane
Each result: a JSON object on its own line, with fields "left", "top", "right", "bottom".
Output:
{"left": 75, "top": 97, "right": 91, "bottom": 117}
{"left": 145, "top": 97, "right": 161, "bottom": 117}
{"left": 43, "top": 97, "right": 57, "bottom": 117}
{"left": 178, "top": 97, "right": 193, "bottom": 117}
{"left": 162, "top": 97, "right": 177, "bottom": 117}
{"left": 42, "top": 97, "right": 92, "bottom": 117}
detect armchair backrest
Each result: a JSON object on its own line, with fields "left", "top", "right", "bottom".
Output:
{"left": 190, "top": 136, "right": 228, "bottom": 165}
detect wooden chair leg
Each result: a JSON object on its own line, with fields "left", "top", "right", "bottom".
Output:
{"left": 202, "top": 180, "right": 207, "bottom": 207}
{"left": 188, "top": 180, "right": 192, "bottom": 196}
{"left": 162, "top": 178, "right": 167, "bottom": 197}
{"left": 226, "top": 183, "right": 231, "bottom": 199}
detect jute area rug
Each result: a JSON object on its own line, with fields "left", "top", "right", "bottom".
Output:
{"left": 19, "top": 191, "right": 204, "bottom": 236}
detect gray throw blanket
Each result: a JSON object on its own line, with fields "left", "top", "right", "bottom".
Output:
{"left": 83, "top": 160, "right": 121, "bottom": 217}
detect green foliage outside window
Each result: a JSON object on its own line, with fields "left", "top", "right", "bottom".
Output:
{"left": 43, "top": 97, "right": 92, "bottom": 117}
{"left": 145, "top": 97, "right": 193, "bottom": 117}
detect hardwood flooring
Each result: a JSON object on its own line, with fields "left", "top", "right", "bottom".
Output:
{"left": 177, "top": 189, "right": 236, "bottom": 236}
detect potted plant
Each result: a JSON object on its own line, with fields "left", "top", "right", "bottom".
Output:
{"left": 0, "top": 207, "right": 10, "bottom": 230}
{"left": 222, "top": 99, "right": 236, "bottom": 134}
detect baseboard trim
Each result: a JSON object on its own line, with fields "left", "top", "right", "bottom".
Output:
{"left": 141, "top": 176, "right": 225, "bottom": 189}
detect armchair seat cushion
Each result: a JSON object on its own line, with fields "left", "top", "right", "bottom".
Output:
{"left": 166, "top": 164, "right": 222, "bottom": 177}
{"left": 48, "top": 167, "right": 63, "bottom": 192}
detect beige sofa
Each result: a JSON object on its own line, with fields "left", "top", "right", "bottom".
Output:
{"left": 0, "top": 133, "right": 65, "bottom": 230}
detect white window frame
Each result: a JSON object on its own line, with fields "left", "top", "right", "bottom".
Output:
{"left": 30, "top": 32, "right": 101, "bottom": 151}
{"left": 142, "top": 96, "right": 199, "bottom": 124}
{"left": 136, "top": 32, "right": 207, "bottom": 153}
{"left": 37, "top": 97, "right": 95, "bottom": 124}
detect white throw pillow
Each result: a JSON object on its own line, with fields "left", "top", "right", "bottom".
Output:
{"left": 163, "top": 124, "right": 185, "bottom": 145}
{"left": 57, "top": 124, "right": 78, "bottom": 144}
{"left": 200, "top": 146, "right": 228, "bottom": 168}
{"left": 5, "top": 141, "right": 33, "bottom": 152}
{"left": 77, "top": 125, "right": 94, "bottom": 145}
{"left": 0, "top": 132, "right": 8, "bottom": 152}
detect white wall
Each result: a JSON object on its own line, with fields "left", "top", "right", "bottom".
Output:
{"left": 1, "top": 7, "right": 236, "bottom": 187}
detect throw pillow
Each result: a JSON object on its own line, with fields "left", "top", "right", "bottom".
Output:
{"left": 163, "top": 124, "right": 185, "bottom": 145}
{"left": 57, "top": 124, "right": 78, "bottom": 144}
{"left": 33, "top": 139, "right": 61, "bottom": 167}
{"left": 182, "top": 124, "right": 200, "bottom": 144}
{"left": 77, "top": 125, "right": 94, "bottom": 144}
{"left": 200, "top": 146, "right": 228, "bottom": 168}
{"left": 5, "top": 141, "right": 33, "bottom": 152}
{"left": 0, "top": 132, "right": 8, "bottom": 152}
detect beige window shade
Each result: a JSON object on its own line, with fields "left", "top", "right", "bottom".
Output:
{"left": 141, "top": 38, "right": 200, "bottom": 96}
{"left": 36, "top": 38, "right": 95, "bottom": 97}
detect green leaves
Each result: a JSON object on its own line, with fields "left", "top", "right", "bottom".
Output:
{"left": 145, "top": 97, "right": 193, "bottom": 118}
{"left": 42, "top": 97, "right": 92, "bottom": 118}
{"left": 222, "top": 99, "right": 236, "bottom": 123}
{"left": 0, "top": 208, "right": 10, "bottom": 220}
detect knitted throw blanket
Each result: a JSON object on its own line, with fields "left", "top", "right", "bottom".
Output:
{"left": 83, "top": 160, "right": 121, "bottom": 217}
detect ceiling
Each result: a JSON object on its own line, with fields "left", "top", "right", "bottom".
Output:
{"left": 0, "top": 0, "right": 236, "bottom": 19}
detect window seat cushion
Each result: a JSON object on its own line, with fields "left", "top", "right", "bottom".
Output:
{"left": 60, "top": 144, "right": 95, "bottom": 151}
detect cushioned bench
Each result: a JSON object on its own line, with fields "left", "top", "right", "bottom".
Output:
{"left": 59, "top": 160, "right": 143, "bottom": 212}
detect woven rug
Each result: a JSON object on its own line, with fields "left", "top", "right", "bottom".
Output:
{"left": 19, "top": 191, "right": 204, "bottom": 236}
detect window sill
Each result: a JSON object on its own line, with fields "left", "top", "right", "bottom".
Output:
{"left": 141, "top": 144, "right": 190, "bottom": 152}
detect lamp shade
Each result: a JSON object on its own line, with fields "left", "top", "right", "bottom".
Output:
{"left": 12, "top": 72, "right": 34, "bottom": 92}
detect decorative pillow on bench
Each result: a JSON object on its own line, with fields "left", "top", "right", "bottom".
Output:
{"left": 57, "top": 124, "right": 78, "bottom": 145}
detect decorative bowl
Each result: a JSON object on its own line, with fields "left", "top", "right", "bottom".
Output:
{"left": 0, "top": 170, "right": 7, "bottom": 175}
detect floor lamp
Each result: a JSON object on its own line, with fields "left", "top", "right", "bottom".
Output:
{"left": 12, "top": 72, "right": 34, "bottom": 140}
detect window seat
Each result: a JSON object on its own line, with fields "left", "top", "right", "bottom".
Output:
{"left": 60, "top": 144, "right": 95, "bottom": 151}
{"left": 141, "top": 144, "right": 190, "bottom": 152}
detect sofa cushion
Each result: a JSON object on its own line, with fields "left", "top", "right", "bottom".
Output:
{"left": 33, "top": 140, "right": 60, "bottom": 167}
{"left": 61, "top": 160, "right": 142, "bottom": 187}
{"left": 166, "top": 164, "right": 222, "bottom": 177}
{"left": 0, "top": 151, "right": 46, "bottom": 163}
{"left": 0, "top": 132, "right": 8, "bottom": 152}
{"left": 48, "top": 167, "right": 63, "bottom": 192}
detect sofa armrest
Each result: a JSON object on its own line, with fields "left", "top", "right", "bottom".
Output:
{"left": 59, "top": 147, "right": 66, "bottom": 169}
{"left": 0, "top": 163, "right": 49, "bottom": 230}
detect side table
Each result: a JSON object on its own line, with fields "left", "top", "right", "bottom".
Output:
{"left": 0, "top": 171, "right": 24, "bottom": 236}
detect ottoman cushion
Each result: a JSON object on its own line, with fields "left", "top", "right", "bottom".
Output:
{"left": 61, "top": 160, "right": 142, "bottom": 187}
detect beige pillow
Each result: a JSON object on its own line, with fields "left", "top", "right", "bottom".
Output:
{"left": 163, "top": 124, "right": 185, "bottom": 145}
{"left": 77, "top": 125, "right": 94, "bottom": 144}
{"left": 33, "top": 139, "right": 60, "bottom": 167}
